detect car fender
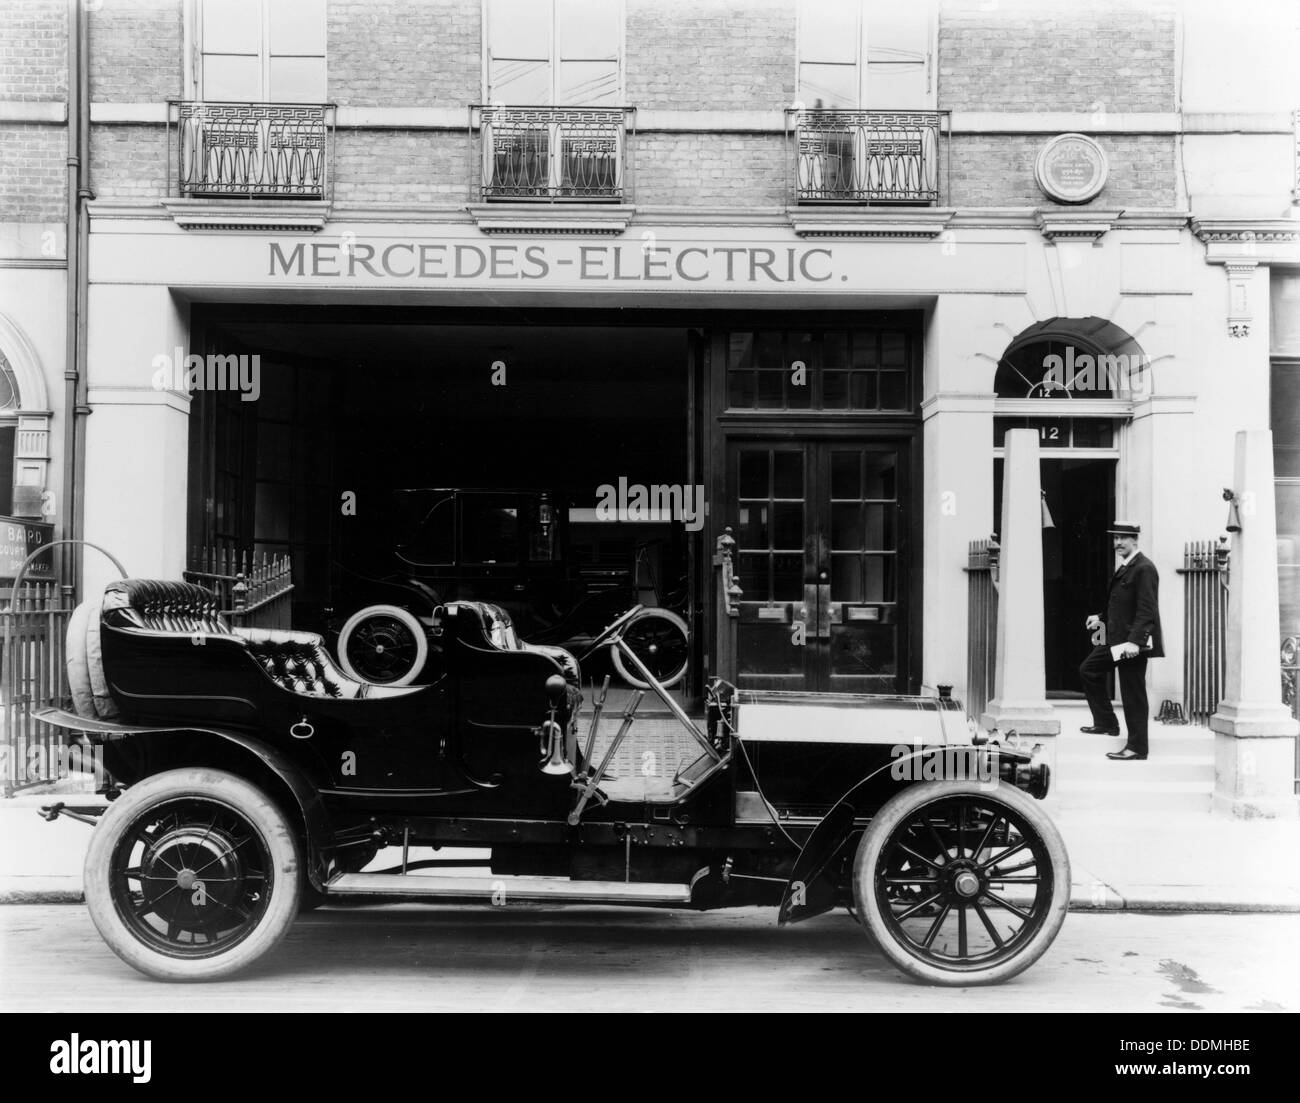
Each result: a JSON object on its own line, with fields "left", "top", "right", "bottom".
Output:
{"left": 34, "top": 706, "right": 338, "bottom": 891}
{"left": 778, "top": 748, "right": 933, "bottom": 925}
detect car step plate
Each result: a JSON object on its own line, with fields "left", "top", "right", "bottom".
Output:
{"left": 325, "top": 872, "right": 692, "bottom": 905}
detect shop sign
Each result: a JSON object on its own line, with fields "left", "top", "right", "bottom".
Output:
{"left": 268, "top": 240, "right": 839, "bottom": 286}
{"left": 0, "top": 516, "right": 55, "bottom": 581}
{"left": 1035, "top": 133, "right": 1108, "bottom": 204}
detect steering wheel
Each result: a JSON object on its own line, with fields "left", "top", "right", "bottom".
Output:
{"left": 582, "top": 604, "right": 646, "bottom": 655}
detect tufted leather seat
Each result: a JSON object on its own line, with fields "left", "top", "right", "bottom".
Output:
{"left": 233, "top": 628, "right": 365, "bottom": 699}
{"left": 100, "top": 579, "right": 404, "bottom": 701}
{"left": 102, "top": 579, "right": 233, "bottom": 636}
{"left": 445, "top": 601, "right": 581, "bottom": 687}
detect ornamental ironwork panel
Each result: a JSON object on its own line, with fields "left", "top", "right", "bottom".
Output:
{"left": 1283, "top": 635, "right": 1299, "bottom": 794}
{"left": 790, "top": 109, "right": 946, "bottom": 205}
{"left": 478, "top": 106, "right": 633, "bottom": 202}
{"left": 1177, "top": 538, "right": 1230, "bottom": 723}
{"left": 172, "top": 102, "right": 332, "bottom": 199}
{"left": 965, "top": 538, "right": 999, "bottom": 723}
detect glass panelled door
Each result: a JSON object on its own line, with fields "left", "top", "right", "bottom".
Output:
{"left": 729, "top": 439, "right": 910, "bottom": 693}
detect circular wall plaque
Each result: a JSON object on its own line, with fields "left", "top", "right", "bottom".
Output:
{"left": 1035, "top": 133, "right": 1108, "bottom": 204}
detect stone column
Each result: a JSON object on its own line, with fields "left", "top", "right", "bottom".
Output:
{"left": 982, "top": 430, "right": 1061, "bottom": 746}
{"left": 1210, "top": 430, "right": 1300, "bottom": 819}
{"left": 82, "top": 284, "right": 192, "bottom": 597}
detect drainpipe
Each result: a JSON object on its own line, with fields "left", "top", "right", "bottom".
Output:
{"left": 74, "top": 0, "right": 92, "bottom": 588}
{"left": 60, "top": 0, "right": 92, "bottom": 596}
{"left": 59, "top": 0, "right": 81, "bottom": 597}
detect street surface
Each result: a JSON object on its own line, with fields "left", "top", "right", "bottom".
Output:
{"left": 1, "top": 904, "right": 1297, "bottom": 1012}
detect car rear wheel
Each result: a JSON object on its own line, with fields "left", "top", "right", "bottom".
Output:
{"left": 83, "top": 768, "right": 301, "bottom": 981}
{"left": 852, "top": 781, "right": 1069, "bottom": 986}
{"left": 610, "top": 607, "right": 689, "bottom": 689}
{"left": 336, "top": 604, "right": 428, "bottom": 686}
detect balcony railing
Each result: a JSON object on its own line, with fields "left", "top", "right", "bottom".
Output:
{"left": 168, "top": 101, "right": 335, "bottom": 200}
{"left": 475, "top": 105, "right": 634, "bottom": 202}
{"left": 787, "top": 109, "right": 948, "bottom": 205}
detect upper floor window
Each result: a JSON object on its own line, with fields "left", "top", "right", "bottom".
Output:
{"left": 797, "top": 0, "right": 933, "bottom": 110}
{"left": 486, "top": 0, "right": 623, "bottom": 106}
{"left": 198, "top": 0, "right": 326, "bottom": 102}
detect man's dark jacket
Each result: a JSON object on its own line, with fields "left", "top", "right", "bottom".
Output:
{"left": 1105, "top": 550, "right": 1164, "bottom": 658}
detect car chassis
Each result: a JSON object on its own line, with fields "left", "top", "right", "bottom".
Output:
{"left": 39, "top": 577, "right": 1069, "bottom": 986}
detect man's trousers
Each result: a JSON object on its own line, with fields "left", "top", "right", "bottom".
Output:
{"left": 1078, "top": 646, "right": 1150, "bottom": 755}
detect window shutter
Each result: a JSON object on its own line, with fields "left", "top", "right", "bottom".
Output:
{"left": 865, "top": 6, "right": 932, "bottom": 109}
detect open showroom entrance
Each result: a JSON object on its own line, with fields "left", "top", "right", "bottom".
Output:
{"left": 185, "top": 305, "right": 697, "bottom": 693}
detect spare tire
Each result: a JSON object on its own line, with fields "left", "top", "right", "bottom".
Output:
{"left": 65, "top": 599, "right": 95, "bottom": 719}
{"left": 336, "top": 604, "right": 428, "bottom": 686}
{"left": 85, "top": 593, "right": 119, "bottom": 719}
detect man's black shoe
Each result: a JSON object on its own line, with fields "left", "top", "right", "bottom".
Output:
{"left": 1106, "top": 747, "right": 1147, "bottom": 760}
{"left": 1081, "top": 725, "right": 1121, "bottom": 735}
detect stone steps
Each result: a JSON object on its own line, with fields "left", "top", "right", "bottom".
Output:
{"left": 1050, "top": 704, "right": 1216, "bottom": 813}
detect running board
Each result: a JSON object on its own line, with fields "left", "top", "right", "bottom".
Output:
{"left": 325, "top": 872, "right": 692, "bottom": 905}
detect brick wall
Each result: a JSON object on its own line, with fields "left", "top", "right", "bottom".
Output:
{"left": 88, "top": 0, "right": 182, "bottom": 103}
{"left": 333, "top": 130, "right": 468, "bottom": 205}
{"left": 0, "top": 0, "right": 67, "bottom": 101}
{"left": 329, "top": 0, "right": 480, "bottom": 108}
{"left": 0, "top": 124, "right": 66, "bottom": 221}
{"left": 634, "top": 132, "right": 786, "bottom": 207}
{"left": 88, "top": 125, "right": 169, "bottom": 201}
{"left": 939, "top": 0, "right": 1177, "bottom": 113}
{"left": 947, "top": 134, "right": 1176, "bottom": 207}
{"left": 627, "top": 0, "right": 795, "bottom": 111}
{"left": 0, "top": 0, "right": 67, "bottom": 222}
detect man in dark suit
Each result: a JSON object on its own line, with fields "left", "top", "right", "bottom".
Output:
{"left": 1077, "top": 521, "right": 1164, "bottom": 760}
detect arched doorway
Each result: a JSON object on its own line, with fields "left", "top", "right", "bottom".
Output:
{"left": 0, "top": 313, "right": 54, "bottom": 522}
{"left": 992, "top": 318, "right": 1148, "bottom": 694}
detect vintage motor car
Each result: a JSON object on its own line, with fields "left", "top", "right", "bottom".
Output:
{"left": 38, "top": 577, "right": 1068, "bottom": 986}
{"left": 328, "top": 488, "right": 691, "bottom": 690}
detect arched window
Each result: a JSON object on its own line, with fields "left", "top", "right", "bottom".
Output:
{"left": 992, "top": 325, "right": 1145, "bottom": 452}
{"left": 995, "top": 337, "right": 1117, "bottom": 401}
{"left": 0, "top": 353, "right": 20, "bottom": 516}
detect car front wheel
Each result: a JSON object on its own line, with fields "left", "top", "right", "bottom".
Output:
{"left": 83, "top": 768, "right": 302, "bottom": 981}
{"left": 852, "top": 780, "right": 1069, "bottom": 986}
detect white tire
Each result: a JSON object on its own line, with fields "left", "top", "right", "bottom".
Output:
{"left": 83, "top": 768, "right": 302, "bottom": 981}
{"left": 85, "top": 593, "right": 119, "bottom": 720}
{"left": 65, "top": 600, "right": 95, "bottom": 719}
{"left": 610, "top": 607, "right": 690, "bottom": 689}
{"left": 335, "top": 604, "right": 428, "bottom": 686}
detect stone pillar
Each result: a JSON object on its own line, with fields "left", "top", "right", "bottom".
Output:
{"left": 82, "top": 284, "right": 192, "bottom": 597}
{"left": 921, "top": 392, "right": 995, "bottom": 705}
{"left": 982, "top": 430, "right": 1061, "bottom": 745}
{"left": 1210, "top": 430, "right": 1300, "bottom": 819}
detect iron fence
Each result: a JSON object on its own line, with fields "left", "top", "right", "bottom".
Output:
{"left": 1283, "top": 635, "right": 1299, "bottom": 793}
{"left": 168, "top": 101, "right": 335, "bottom": 199}
{"left": 474, "top": 105, "right": 634, "bottom": 202}
{"left": 1178, "top": 538, "right": 1230, "bottom": 723}
{"left": 964, "top": 538, "right": 999, "bottom": 723}
{"left": 786, "top": 108, "right": 948, "bottom": 205}
{"left": 184, "top": 548, "right": 294, "bottom": 630}
{"left": 1, "top": 582, "right": 75, "bottom": 796}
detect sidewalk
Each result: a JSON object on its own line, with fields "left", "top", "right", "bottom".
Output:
{"left": 2, "top": 709, "right": 1297, "bottom": 911}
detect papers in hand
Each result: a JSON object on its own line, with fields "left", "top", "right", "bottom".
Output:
{"left": 1110, "top": 644, "right": 1128, "bottom": 662}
